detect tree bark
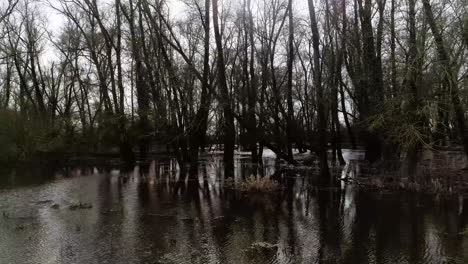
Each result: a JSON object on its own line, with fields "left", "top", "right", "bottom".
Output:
{"left": 308, "top": 0, "right": 331, "bottom": 181}
{"left": 286, "top": 0, "right": 295, "bottom": 161}
{"left": 213, "top": 0, "right": 236, "bottom": 177}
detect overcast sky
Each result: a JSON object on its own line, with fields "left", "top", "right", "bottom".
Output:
{"left": 43, "top": 0, "right": 312, "bottom": 33}
{"left": 38, "top": 0, "right": 313, "bottom": 63}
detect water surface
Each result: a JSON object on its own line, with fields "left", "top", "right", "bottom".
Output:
{"left": 0, "top": 150, "right": 467, "bottom": 264}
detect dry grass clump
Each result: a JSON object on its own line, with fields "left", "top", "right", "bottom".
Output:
{"left": 225, "top": 175, "right": 281, "bottom": 192}
{"left": 367, "top": 178, "right": 385, "bottom": 189}
{"left": 399, "top": 178, "right": 447, "bottom": 193}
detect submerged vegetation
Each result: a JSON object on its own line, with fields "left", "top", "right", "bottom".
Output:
{"left": 225, "top": 176, "right": 281, "bottom": 193}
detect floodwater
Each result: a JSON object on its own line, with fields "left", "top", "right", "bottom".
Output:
{"left": 0, "top": 150, "right": 467, "bottom": 264}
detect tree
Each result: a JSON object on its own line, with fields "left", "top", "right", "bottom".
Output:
{"left": 212, "top": 0, "right": 236, "bottom": 177}
{"left": 422, "top": 0, "right": 468, "bottom": 160}
{"left": 308, "top": 0, "right": 330, "bottom": 181}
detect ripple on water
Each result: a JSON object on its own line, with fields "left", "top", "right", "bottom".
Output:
{"left": 0, "top": 150, "right": 468, "bottom": 263}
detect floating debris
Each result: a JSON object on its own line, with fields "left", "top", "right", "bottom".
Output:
{"left": 36, "top": 200, "right": 53, "bottom": 205}
{"left": 146, "top": 213, "right": 176, "bottom": 218}
{"left": 250, "top": 241, "right": 278, "bottom": 249}
{"left": 69, "top": 203, "right": 93, "bottom": 210}
{"left": 213, "top": 215, "right": 225, "bottom": 220}
{"left": 51, "top": 204, "right": 60, "bottom": 209}
{"left": 101, "top": 208, "right": 122, "bottom": 215}
{"left": 180, "top": 217, "right": 196, "bottom": 222}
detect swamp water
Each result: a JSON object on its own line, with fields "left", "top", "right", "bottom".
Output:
{"left": 0, "top": 150, "right": 467, "bottom": 264}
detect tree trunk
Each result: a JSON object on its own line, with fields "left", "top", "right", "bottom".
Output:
{"left": 390, "top": 0, "right": 397, "bottom": 97}
{"left": 190, "top": 0, "right": 212, "bottom": 160}
{"left": 286, "top": 0, "right": 295, "bottom": 161}
{"left": 213, "top": 0, "right": 236, "bottom": 177}
{"left": 406, "top": 0, "right": 421, "bottom": 180}
{"left": 247, "top": 0, "right": 258, "bottom": 163}
{"left": 358, "top": 0, "right": 384, "bottom": 162}
{"left": 307, "top": 0, "right": 331, "bottom": 182}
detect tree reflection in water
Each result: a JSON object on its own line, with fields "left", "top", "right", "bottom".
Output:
{"left": 0, "top": 150, "right": 467, "bottom": 263}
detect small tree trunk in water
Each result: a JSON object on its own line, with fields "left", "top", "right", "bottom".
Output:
{"left": 333, "top": 96, "right": 346, "bottom": 165}
{"left": 120, "top": 133, "right": 135, "bottom": 166}
{"left": 325, "top": 0, "right": 345, "bottom": 166}
{"left": 357, "top": 0, "right": 384, "bottom": 163}
{"left": 390, "top": 0, "right": 397, "bottom": 97}
{"left": 119, "top": 0, "right": 150, "bottom": 161}
{"left": 189, "top": 0, "right": 212, "bottom": 162}
{"left": 286, "top": 0, "right": 295, "bottom": 162}
{"left": 405, "top": 0, "right": 422, "bottom": 181}
{"left": 213, "top": 0, "right": 236, "bottom": 177}
{"left": 339, "top": 83, "right": 357, "bottom": 149}
{"left": 331, "top": 119, "right": 337, "bottom": 163}
{"left": 339, "top": 0, "right": 357, "bottom": 150}
{"left": 116, "top": 0, "right": 137, "bottom": 164}
{"left": 308, "top": 0, "right": 330, "bottom": 182}
{"left": 247, "top": 0, "right": 258, "bottom": 163}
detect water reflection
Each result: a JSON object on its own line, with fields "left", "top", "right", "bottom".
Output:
{"left": 0, "top": 150, "right": 467, "bottom": 263}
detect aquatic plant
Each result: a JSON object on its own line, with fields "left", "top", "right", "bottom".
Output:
{"left": 225, "top": 175, "right": 281, "bottom": 192}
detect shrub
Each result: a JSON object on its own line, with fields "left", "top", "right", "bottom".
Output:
{"left": 0, "top": 110, "right": 65, "bottom": 162}
{"left": 0, "top": 110, "right": 17, "bottom": 162}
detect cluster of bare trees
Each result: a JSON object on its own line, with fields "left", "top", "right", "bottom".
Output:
{"left": 0, "top": 0, "right": 467, "bottom": 179}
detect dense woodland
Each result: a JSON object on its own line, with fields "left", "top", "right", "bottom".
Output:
{"left": 0, "top": 0, "right": 467, "bottom": 181}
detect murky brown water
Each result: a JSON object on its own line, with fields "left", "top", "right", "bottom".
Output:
{"left": 0, "top": 150, "right": 467, "bottom": 264}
